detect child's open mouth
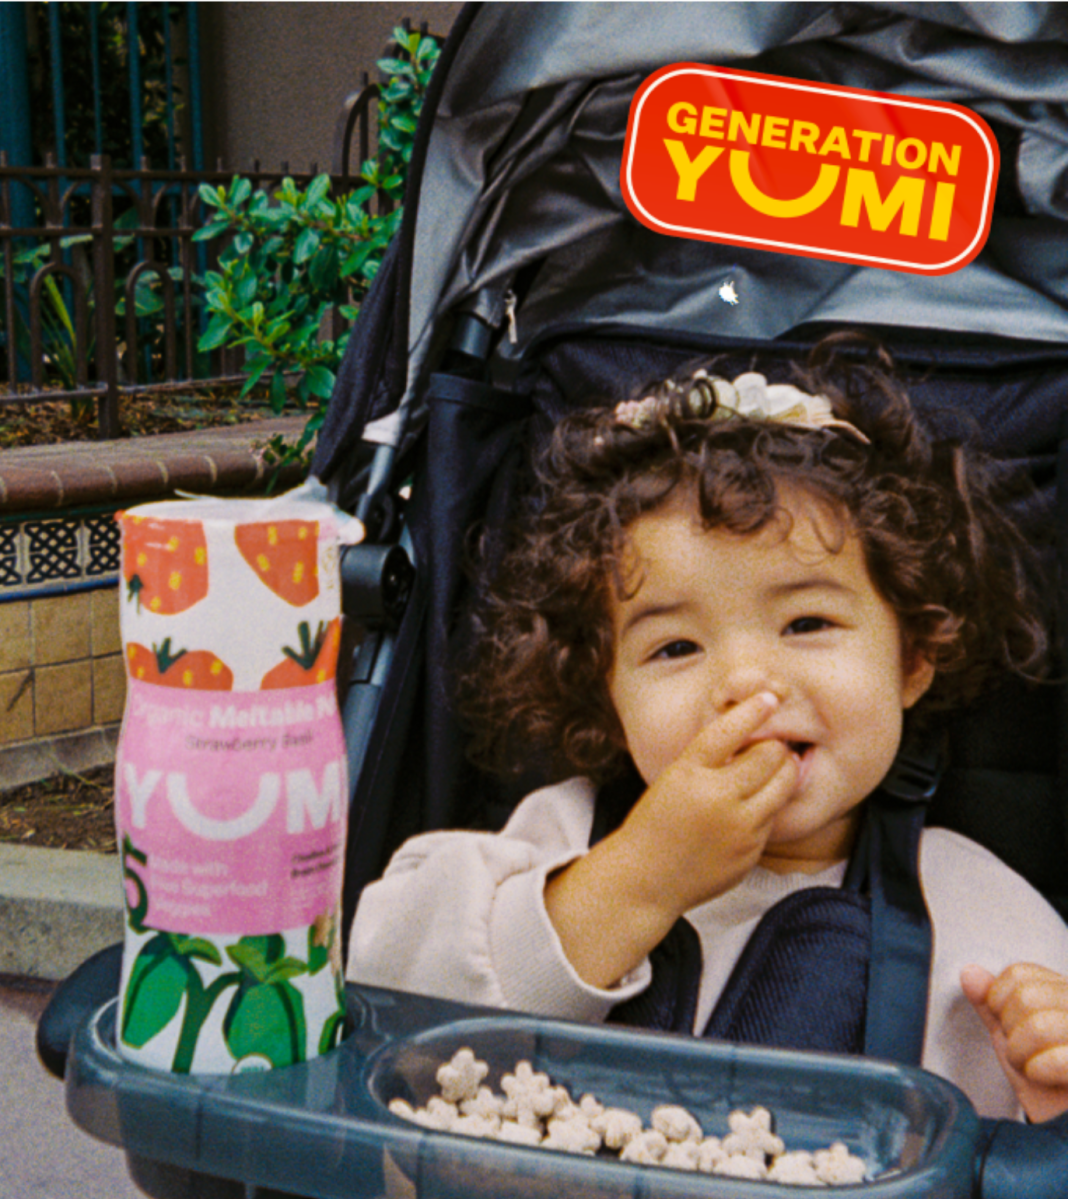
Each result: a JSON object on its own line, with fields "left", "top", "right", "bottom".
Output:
{"left": 786, "top": 741, "right": 812, "bottom": 758}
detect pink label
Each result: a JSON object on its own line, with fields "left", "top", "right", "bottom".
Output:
{"left": 116, "top": 679, "right": 347, "bottom": 935}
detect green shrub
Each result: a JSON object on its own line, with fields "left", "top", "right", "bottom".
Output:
{"left": 194, "top": 26, "right": 441, "bottom": 476}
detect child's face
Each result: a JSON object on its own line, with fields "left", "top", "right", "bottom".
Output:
{"left": 606, "top": 492, "right": 935, "bottom": 870}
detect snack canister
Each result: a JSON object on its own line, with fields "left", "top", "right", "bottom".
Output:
{"left": 113, "top": 496, "right": 349, "bottom": 1074}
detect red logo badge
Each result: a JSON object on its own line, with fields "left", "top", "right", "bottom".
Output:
{"left": 621, "top": 65, "right": 999, "bottom": 275}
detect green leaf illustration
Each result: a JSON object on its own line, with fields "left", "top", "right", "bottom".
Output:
{"left": 223, "top": 979, "right": 307, "bottom": 1068}
{"left": 318, "top": 1006, "right": 347, "bottom": 1056}
{"left": 121, "top": 934, "right": 195, "bottom": 1048}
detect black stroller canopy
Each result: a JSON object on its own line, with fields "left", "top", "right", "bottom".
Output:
{"left": 345, "top": 1, "right": 1068, "bottom": 460}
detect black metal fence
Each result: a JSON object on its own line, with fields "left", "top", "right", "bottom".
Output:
{"left": 0, "top": 90, "right": 378, "bottom": 440}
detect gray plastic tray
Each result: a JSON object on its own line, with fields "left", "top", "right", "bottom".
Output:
{"left": 66, "top": 983, "right": 979, "bottom": 1199}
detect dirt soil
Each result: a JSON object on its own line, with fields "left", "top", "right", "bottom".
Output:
{"left": 0, "top": 765, "right": 116, "bottom": 853}
{"left": 1, "top": 386, "right": 288, "bottom": 449}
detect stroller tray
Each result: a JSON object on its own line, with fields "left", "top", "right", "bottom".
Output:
{"left": 65, "top": 982, "right": 979, "bottom": 1198}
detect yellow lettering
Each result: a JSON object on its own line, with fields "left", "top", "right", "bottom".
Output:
{"left": 852, "top": 130, "right": 883, "bottom": 163}
{"left": 881, "top": 134, "right": 896, "bottom": 166}
{"left": 762, "top": 115, "right": 789, "bottom": 149}
{"left": 664, "top": 139, "right": 724, "bottom": 201}
{"left": 789, "top": 121, "right": 820, "bottom": 154}
{"left": 929, "top": 181, "right": 956, "bottom": 240}
{"left": 729, "top": 110, "right": 762, "bottom": 144}
{"left": 840, "top": 169, "right": 925, "bottom": 236}
{"left": 730, "top": 151, "right": 840, "bottom": 217}
{"left": 699, "top": 106, "right": 727, "bottom": 139}
{"left": 818, "top": 126, "right": 852, "bottom": 160}
{"left": 667, "top": 102, "right": 698, "bottom": 136}
{"left": 929, "top": 142, "right": 961, "bottom": 177}
{"left": 896, "top": 138, "right": 928, "bottom": 171}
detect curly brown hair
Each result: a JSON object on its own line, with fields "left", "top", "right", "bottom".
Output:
{"left": 455, "top": 339, "right": 1050, "bottom": 784}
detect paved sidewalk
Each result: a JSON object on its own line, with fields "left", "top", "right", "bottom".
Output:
{"left": 0, "top": 843, "right": 124, "bottom": 981}
{"left": 0, "top": 844, "right": 138, "bottom": 1194}
{"left": 1, "top": 977, "right": 143, "bottom": 1197}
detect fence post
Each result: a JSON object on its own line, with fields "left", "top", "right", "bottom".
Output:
{"left": 91, "top": 153, "right": 120, "bottom": 438}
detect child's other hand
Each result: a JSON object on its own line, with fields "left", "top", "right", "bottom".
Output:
{"left": 619, "top": 691, "right": 798, "bottom": 917}
{"left": 961, "top": 962, "right": 1068, "bottom": 1123}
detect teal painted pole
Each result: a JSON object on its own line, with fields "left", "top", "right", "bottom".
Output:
{"left": 0, "top": 0, "right": 34, "bottom": 194}
{"left": 47, "top": 2, "right": 67, "bottom": 167}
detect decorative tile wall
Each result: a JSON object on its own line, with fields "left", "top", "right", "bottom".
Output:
{"left": 0, "top": 507, "right": 121, "bottom": 600}
{"left": 0, "top": 507, "right": 126, "bottom": 751}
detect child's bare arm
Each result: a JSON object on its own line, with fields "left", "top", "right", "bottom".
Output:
{"left": 961, "top": 962, "right": 1068, "bottom": 1123}
{"left": 544, "top": 692, "right": 797, "bottom": 990}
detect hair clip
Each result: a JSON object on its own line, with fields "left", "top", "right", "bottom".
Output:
{"left": 613, "top": 371, "right": 870, "bottom": 444}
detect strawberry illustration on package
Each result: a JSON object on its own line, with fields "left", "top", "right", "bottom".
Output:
{"left": 122, "top": 516, "right": 210, "bottom": 615}
{"left": 234, "top": 520, "right": 320, "bottom": 606}
{"left": 126, "top": 640, "right": 234, "bottom": 690}
{"left": 260, "top": 619, "right": 341, "bottom": 689}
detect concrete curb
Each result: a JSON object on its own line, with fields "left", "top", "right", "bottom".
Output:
{"left": 0, "top": 843, "right": 123, "bottom": 981}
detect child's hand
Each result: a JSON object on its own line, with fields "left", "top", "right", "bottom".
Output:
{"left": 617, "top": 691, "right": 798, "bottom": 917}
{"left": 545, "top": 692, "right": 797, "bottom": 989}
{"left": 961, "top": 962, "right": 1068, "bottom": 1123}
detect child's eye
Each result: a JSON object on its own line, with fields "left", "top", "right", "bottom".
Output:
{"left": 784, "top": 616, "right": 833, "bottom": 636}
{"left": 652, "top": 639, "right": 700, "bottom": 660}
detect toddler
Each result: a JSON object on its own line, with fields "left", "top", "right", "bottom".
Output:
{"left": 348, "top": 342, "right": 1068, "bottom": 1123}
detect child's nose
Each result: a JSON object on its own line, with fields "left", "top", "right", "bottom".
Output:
{"left": 710, "top": 641, "right": 782, "bottom": 711}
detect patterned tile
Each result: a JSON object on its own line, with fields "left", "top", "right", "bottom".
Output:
{"left": 0, "top": 507, "right": 122, "bottom": 599}
{"left": 24, "top": 519, "right": 81, "bottom": 584}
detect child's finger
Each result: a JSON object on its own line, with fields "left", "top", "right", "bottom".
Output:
{"left": 960, "top": 964, "right": 1001, "bottom": 1037}
{"left": 985, "top": 962, "right": 1068, "bottom": 1028}
{"left": 723, "top": 736, "right": 794, "bottom": 803}
{"left": 684, "top": 691, "right": 780, "bottom": 768}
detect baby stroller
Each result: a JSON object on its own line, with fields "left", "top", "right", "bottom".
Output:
{"left": 38, "top": 3, "right": 1068, "bottom": 1196}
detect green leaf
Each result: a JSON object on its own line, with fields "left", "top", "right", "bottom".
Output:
{"left": 264, "top": 957, "right": 309, "bottom": 985}
{"left": 198, "top": 183, "right": 223, "bottom": 208}
{"left": 305, "top": 174, "right": 331, "bottom": 208}
{"left": 192, "top": 219, "right": 230, "bottom": 243}
{"left": 226, "top": 934, "right": 282, "bottom": 980}
{"left": 121, "top": 934, "right": 196, "bottom": 1049}
{"left": 318, "top": 1007, "right": 347, "bottom": 1055}
{"left": 240, "top": 353, "right": 273, "bottom": 397}
{"left": 377, "top": 55, "right": 410, "bottom": 76}
{"left": 230, "top": 177, "right": 253, "bottom": 207}
{"left": 269, "top": 370, "right": 288, "bottom": 413}
{"left": 308, "top": 244, "right": 339, "bottom": 291}
{"left": 303, "top": 365, "right": 336, "bottom": 399}
{"left": 233, "top": 230, "right": 254, "bottom": 256}
{"left": 223, "top": 981, "right": 307, "bottom": 1067}
{"left": 175, "top": 936, "right": 224, "bottom": 965}
{"left": 235, "top": 270, "right": 257, "bottom": 309}
{"left": 198, "top": 314, "right": 234, "bottom": 353}
{"left": 294, "top": 227, "right": 321, "bottom": 265}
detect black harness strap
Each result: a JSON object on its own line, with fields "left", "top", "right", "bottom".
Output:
{"left": 701, "top": 886, "right": 870, "bottom": 1053}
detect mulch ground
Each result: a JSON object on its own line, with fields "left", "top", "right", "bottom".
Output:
{"left": 0, "top": 765, "right": 116, "bottom": 853}
{"left": 0, "top": 385, "right": 286, "bottom": 449}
